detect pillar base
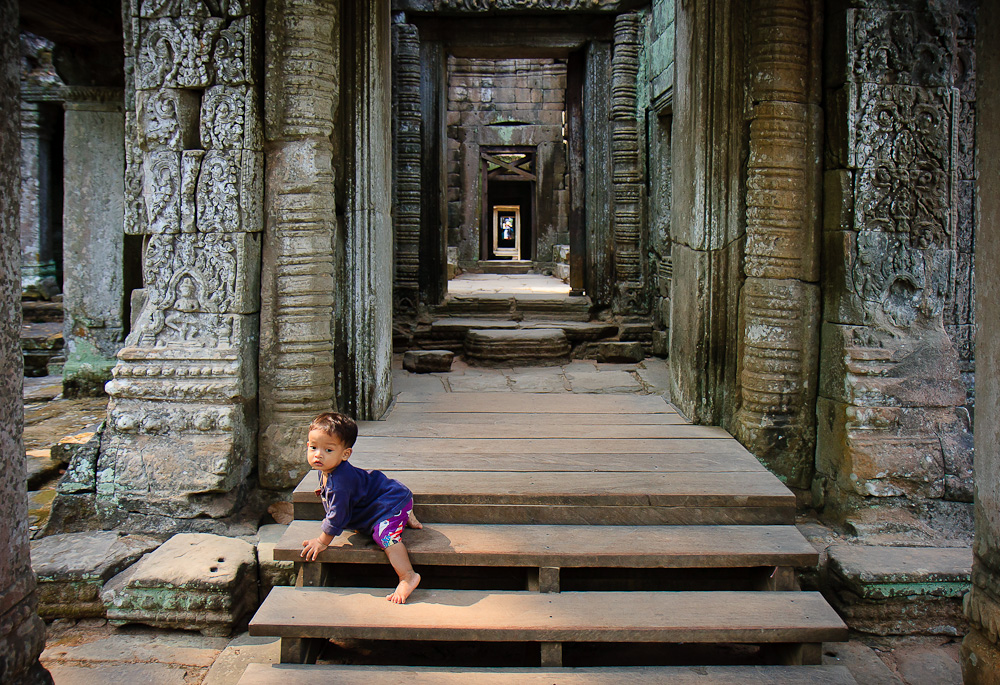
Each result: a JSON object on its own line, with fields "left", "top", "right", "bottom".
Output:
{"left": 962, "top": 629, "right": 1000, "bottom": 684}
{"left": 0, "top": 592, "right": 51, "bottom": 684}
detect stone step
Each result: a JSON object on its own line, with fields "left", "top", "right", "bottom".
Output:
{"left": 474, "top": 259, "right": 534, "bottom": 274}
{"left": 273, "top": 521, "right": 819, "bottom": 573}
{"left": 433, "top": 293, "right": 592, "bottom": 320}
{"left": 427, "top": 318, "right": 619, "bottom": 342}
{"left": 293, "top": 470, "right": 796, "bottom": 526}
{"left": 249, "top": 588, "right": 848, "bottom": 660}
{"left": 239, "top": 663, "right": 858, "bottom": 684}
{"left": 465, "top": 328, "right": 571, "bottom": 365}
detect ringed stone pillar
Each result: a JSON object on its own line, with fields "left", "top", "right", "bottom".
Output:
{"left": 962, "top": 6, "right": 1000, "bottom": 680}
{"left": 391, "top": 19, "right": 421, "bottom": 310}
{"left": 610, "top": 11, "right": 647, "bottom": 314}
{"left": 732, "top": 0, "right": 822, "bottom": 494}
{"left": 0, "top": 0, "right": 51, "bottom": 680}
{"left": 97, "top": 0, "right": 263, "bottom": 531}
{"left": 61, "top": 91, "right": 126, "bottom": 397}
{"left": 19, "top": 99, "right": 59, "bottom": 298}
{"left": 259, "top": 0, "right": 340, "bottom": 490}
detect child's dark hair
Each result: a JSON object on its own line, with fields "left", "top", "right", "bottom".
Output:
{"left": 309, "top": 412, "right": 358, "bottom": 448}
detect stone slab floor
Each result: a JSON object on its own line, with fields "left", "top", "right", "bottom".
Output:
{"left": 447, "top": 272, "right": 571, "bottom": 295}
{"left": 26, "top": 359, "right": 964, "bottom": 684}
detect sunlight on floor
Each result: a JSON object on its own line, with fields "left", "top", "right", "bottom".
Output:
{"left": 447, "top": 273, "right": 572, "bottom": 295}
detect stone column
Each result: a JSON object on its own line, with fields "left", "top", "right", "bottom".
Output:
{"left": 815, "top": 2, "right": 973, "bottom": 532}
{"left": 258, "top": 0, "right": 340, "bottom": 490}
{"left": 732, "top": 0, "right": 822, "bottom": 493}
{"left": 97, "top": 0, "right": 263, "bottom": 531}
{"left": 340, "top": 0, "right": 393, "bottom": 421}
{"left": 19, "top": 100, "right": 59, "bottom": 298}
{"left": 610, "top": 11, "right": 646, "bottom": 315}
{"left": 391, "top": 19, "right": 421, "bottom": 310}
{"left": 61, "top": 91, "right": 125, "bottom": 397}
{"left": 0, "top": 0, "right": 52, "bottom": 681}
{"left": 962, "top": 6, "right": 999, "bottom": 680}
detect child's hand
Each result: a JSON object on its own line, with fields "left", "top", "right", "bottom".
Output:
{"left": 301, "top": 537, "right": 329, "bottom": 561}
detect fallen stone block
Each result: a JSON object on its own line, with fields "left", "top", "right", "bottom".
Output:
{"left": 826, "top": 544, "right": 972, "bottom": 636}
{"left": 403, "top": 349, "right": 454, "bottom": 373}
{"left": 256, "top": 524, "right": 295, "bottom": 601}
{"left": 102, "top": 533, "right": 258, "bottom": 636}
{"left": 596, "top": 341, "right": 645, "bottom": 364}
{"left": 32, "top": 531, "right": 161, "bottom": 619}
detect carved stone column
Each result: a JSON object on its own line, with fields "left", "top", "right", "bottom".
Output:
{"left": 732, "top": 0, "right": 821, "bottom": 492}
{"left": 962, "top": 7, "right": 999, "bottom": 681}
{"left": 258, "top": 0, "right": 340, "bottom": 490}
{"left": 391, "top": 19, "right": 421, "bottom": 310}
{"left": 61, "top": 90, "right": 126, "bottom": 397}
{"left": 0, "top": 2, "right": 52, "bottom": 681}
{"left": 19, "top": 100, "right": 59, "bottom": 298}
{"left": 610, "top": 11, "right": 646, "bottom": 314}
{"left": 339, "top": 0, "right": 393, "bottom": 421}
{"left": 98, "top": 0, "right": 263, "bottom": 530}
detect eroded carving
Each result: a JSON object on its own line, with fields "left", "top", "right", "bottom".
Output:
{"left": 854, "top": 84, "right": 951, "bottom": 171}
{"left": 143, "top": 151, "right": 181, "bottom": 233}
{"left": 138, "top": 88, "right": 200, "bottom": 150}
{"left": 437, "top": 0, "right": 617, "bottom": 9}
{"left": 201, "top": 85, "right": 260, "bottom": 150}
{"left": 850, "top": 9, "right": 954, "bottom": 88}
{"left": 137, "top": 17, "right": 221, "bottom": 90}
{"left": 212, "top": 16, "right": 253, "bottom": 85}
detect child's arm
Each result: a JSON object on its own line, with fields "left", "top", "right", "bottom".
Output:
{"left": 301, "top": 530, "right": 335, "bottom": 561}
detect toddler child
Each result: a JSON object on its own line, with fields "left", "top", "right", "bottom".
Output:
{"left": 300, "top": 412, "right": 422, "bottom": 604}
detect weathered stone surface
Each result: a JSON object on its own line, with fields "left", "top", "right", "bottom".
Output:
{"left": 32, "top": 531, "right": 160, "bottom": 618}
{"left": 2, "top": 1, "right": 51, "bottom": 679}
{"left": 827, "top": 544, "right": 971, "bottom": 636}
{"left": 403, "top": 350, "right": 454, "bottom": 373}
{"left": 255, "top": 524, "right": 294, "bottom": 602}
{"left": 595, "top": 341, "right": 644, "bottom": 364}
{"left": 465, "top": 328, "right": 570, "bottom": 365}
{"left": 102, "top": 533, "right": 257, "bottom": 636}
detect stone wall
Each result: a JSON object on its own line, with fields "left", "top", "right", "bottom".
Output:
{"left": 0, "top": 0, "right": 51, "bottom": 680}
{"left": 446, "top": 57, "right": 568, "bottom": 264}
{"left": 816, "top": 0, "right": 975, "bottom": 533}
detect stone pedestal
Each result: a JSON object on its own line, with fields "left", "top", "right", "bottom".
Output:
{"left": 0, "top": 1, "right": 52, "bottom": 681}
{"left": 62, "top": 95, "right": 125, "bottom": 397}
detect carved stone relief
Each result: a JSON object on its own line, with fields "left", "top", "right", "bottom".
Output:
{"left": 437, "top": 0, "right": 618, "bottom": 10}
{"left": 392, "top": 22, "right": 421, "bottom": 306}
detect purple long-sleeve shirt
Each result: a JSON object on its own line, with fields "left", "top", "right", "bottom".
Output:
{"left": 318, "top": 461, "right": 412, "bottom": 538}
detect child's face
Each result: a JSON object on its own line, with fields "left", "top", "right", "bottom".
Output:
{"left": 307, "top": 429, "right": 352, "bottom": 473}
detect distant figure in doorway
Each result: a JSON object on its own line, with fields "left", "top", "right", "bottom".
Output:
{"left": 300, "top": 412, "right": 423, "bottom": 603}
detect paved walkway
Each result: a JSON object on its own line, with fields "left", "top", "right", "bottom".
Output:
{"left": 29, "top": 360, "right": 964, "bottom": 684}
{"left": 447, "top": 273, "right": 571, "bottom": 295}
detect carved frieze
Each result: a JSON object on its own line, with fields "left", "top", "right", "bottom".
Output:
{"left": 212, "top": 16, "right": 255, "bottom": 86}
{"left": 143, "top": 151, "right": 182, "bottom": 233}
{"left": 198, "top": 149, "right": 263, "bottom": 232}
{"left": 201, "top": 86, "right": 262, "bottom": 151}
{"left": 140, "top": 0, "right": 248, "bottom": 19}
{"left": 138, "top": 17, "right": 222, "bottom": 90}
{"left": 854, "top": 165, "right": 950, "bottom": 248}
{"left": 436, "top": 0, "right": 617, "bottom": 9}
{"left": 853, "top": 83, "right": 951, "bottom": 171}
{"left": 137, "top": 88, "right": 200, "bottom": 151}
{"left": 848, "top": 9, "right": 954, "bottom": 88}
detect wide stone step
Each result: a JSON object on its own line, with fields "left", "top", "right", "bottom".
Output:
{"left": 427, "top": 318, "right": 619, "bottom": 342}
{"left": 293, "top": 471, "right": 796, "bottom": 525}
{"left": 249, "top": 587, "right": 847, "bottom": 650}
{"left": 465, "top": 328, "right": 571, "bottom": 365}
{"left": 434, "top": 293, "right": 592, "bottom": 320}
{"left": 239, "top": 663, "right": 858, "bottom": 684}
{"left": 274, "top": 521, "right": 818, "bottom": 571}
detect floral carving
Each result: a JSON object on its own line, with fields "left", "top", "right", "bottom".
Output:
{"left": 201, "top": 86, "right": 256, "bottom": 150}
{"left": 143, "top": 151, "right": 181, "bottom": 234}
{"left": 850, "top": 10, "right": 954, "bottom": 88}
{"left": 212, "top": 16, "right": 251, "bottom": 85}
{"left": 855, "top": 84, "right": 951, "bottom": 171}
{"left": 197, "top": 151, "right": 240, "bottom": 232}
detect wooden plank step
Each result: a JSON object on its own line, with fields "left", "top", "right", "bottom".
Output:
{"left": 240, "top": 663, "right": 859, "bottom": 684}
{"left": 294, "top": 470, "right": 793, "bottom": 507}
{"left": 363, "top": 411, "right": 689, "bottom": 425}
{"left": 393, "top": 392, "right": 674, "bottom": 413}
{"left": 249, "top": 588, "right": 848, "bottom": 645}
{"left": 356, "top": 423, "right": 730, "bottom": 439}
{"left": 273, "top": 521, "right": 819, "bottom": 568}
{"left": 355, "top": 437, "right": 754, "bottom": 455}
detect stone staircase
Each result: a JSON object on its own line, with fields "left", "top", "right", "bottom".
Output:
{"left": 244, "top": 392, "right": 854, "bottom": 682}
{"left": 407, "top": 292, "right": 649, "bottom": 364}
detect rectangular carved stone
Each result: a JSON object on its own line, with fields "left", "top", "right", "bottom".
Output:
{"left": 143, "top": 150, "right": 181, "bottom": 233}
{"left": 201, "top": 85, "right": 262, "bottom": 150}
{"left": 197, "top": 149, "right": 263, "bottom": 233}
{"left": 213, "top": 15, "right": 257, "bottom": 86}
{"left": 852, "top": 84, "right": 951, "bottom": 172}
{"left": 137, "top": 88, "right": 200, "bottom": 151}
{"left": 847, "top": 9, "right": 955, "bottom": 88}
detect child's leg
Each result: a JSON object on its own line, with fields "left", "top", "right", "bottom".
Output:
{"left": 408, "top": 509, "right": 422, "bottom": 529}
{"left": 384, "top": 542, "right": 420, "bottom": 604}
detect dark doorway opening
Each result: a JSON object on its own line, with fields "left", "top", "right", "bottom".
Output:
{"left": 484, "top": 179, "right": 533, "bottom": 261}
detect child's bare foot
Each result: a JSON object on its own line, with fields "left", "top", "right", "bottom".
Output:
{"left": 407, "top": 511, "right": 422, "bottom": 529}
{"left": 387, "top": 571, "right": 420, "bottom": 604}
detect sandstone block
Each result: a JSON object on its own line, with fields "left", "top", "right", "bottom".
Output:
{"left": 32, "top": 531, "right": 160, "bottom": 619}
{"left": 596, "top": 342, "right": 645, "bottom": 364}
{"left": 465, "top": 328, "right": 570, "bottom": 366}
{"left": 102, "top": 533, "right": 258, "bottom": 636}
{"left": 256, "top": 524, "right": 294, "bottom": 601}
{"left": 403, "top": 350, "right": 454, "bottom": 373}
{"left": 826, "top": 544, "right": 971, "bottom": 636}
